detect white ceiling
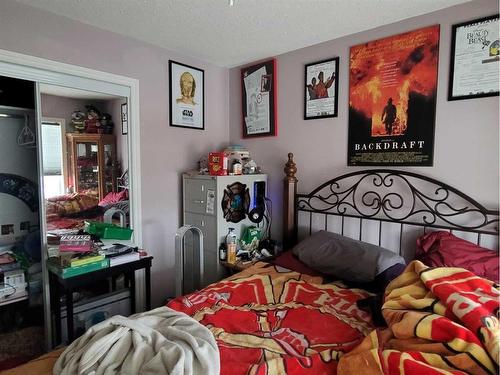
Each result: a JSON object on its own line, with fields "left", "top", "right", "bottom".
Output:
{"left": 17, "top": 0, "right": 472, "bottom": 67}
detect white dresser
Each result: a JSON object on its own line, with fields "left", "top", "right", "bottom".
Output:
{"left": 182, "top": 173, "right": 268, "bottom": 287}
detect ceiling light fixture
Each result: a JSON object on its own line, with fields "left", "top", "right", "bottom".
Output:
{"left": 229, "top": 0, "right": 234, "bottom": 6}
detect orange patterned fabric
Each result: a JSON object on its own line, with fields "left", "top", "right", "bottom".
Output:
{"left": 46, "top": 193, "right": 99, "bottom": 216}
{"left": 168, "top": 262, "right": 374, "bottom": 374}
{"left": 338, "top": 260, "right": 499, "bottom": 375}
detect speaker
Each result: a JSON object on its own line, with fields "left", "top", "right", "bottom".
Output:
{"left": 248, "top": 181, "right": 266, "bottom": 224}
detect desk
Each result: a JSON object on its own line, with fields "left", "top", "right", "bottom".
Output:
{"left": 49, "top": 256, "right": 153, "bottom": 344}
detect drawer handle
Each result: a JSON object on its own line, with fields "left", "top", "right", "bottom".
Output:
{"left": 194, "top": 200, "right": 204, "bottom": 204}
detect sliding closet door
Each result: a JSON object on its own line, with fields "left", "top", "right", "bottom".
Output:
{"left": 0, "top": 77, "right": 46, "bottom": 357}
{"left": 0, "top": 51, "right": 141, "bottom": 350}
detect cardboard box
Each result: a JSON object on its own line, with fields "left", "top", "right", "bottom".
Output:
{"left": 208, "top": 152, "right": 228, "bottom": 176}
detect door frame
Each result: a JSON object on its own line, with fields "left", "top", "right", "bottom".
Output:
{"left": 0, "top": 48, "right": 142, "bottom": 349}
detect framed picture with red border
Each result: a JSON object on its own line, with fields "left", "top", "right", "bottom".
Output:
{"left": 241, "top": 59, "right": 277, "bottom": 138}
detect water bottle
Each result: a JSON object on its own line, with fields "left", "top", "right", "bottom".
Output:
{"left": 226, "top": 228, "right": 237, "bottom": 264}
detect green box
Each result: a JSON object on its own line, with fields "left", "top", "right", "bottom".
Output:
{"left": 84, "top": 221, "right": 133, "bottom": 240}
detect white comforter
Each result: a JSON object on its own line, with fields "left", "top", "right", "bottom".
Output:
{"left": 53, "top": 306, "right": 219, "bottom": 375}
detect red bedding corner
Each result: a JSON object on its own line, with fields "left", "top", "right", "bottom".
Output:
{"left": 416, "top": 231, "right": 499, "bottom": 282}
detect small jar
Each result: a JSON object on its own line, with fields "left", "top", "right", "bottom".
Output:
{"left": 232, "top": 159, "right": 242, "bottom": 175}
{"left": 219, "top": 244, "right": 227, "bottom": 261}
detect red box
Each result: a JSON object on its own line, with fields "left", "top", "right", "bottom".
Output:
{"left": 208, "top": 152, "right": 228, "bottom": 176}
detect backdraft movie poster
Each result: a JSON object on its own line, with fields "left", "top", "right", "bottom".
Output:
{"left": 348, "top": 25, "right": 439, "bottom": 166}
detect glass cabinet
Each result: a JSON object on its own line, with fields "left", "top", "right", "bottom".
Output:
{"left": 66, "top": 133, "right": 116, "bottom": 200}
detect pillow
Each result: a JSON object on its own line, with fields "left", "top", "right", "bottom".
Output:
{"left": 292, "top": 230, "right": 405, "bottom": 283}
{"left": 98, "top": 190, "right": 128, "bottom": 207}
{"left": 271, "top": 251, "right": 324, "bottom": 277}
{"left": 416, "top": 231, "right": 499, "bottom": 282}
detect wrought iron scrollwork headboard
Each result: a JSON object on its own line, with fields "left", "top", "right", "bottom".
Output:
{"left": 283, "top": 153, "right": 499, "bottom": 256}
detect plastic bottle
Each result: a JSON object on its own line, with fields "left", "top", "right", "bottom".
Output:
{"left": 226, "top": 228, "right": 237, "bottom": 264}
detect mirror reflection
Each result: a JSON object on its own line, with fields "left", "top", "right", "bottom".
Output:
{"left": 39, "top": 85, "right": 130, "bottom": 236}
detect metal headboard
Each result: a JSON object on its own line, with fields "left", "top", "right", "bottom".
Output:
{"left": 283, "top": 153, "right": 499, "bottom": 258}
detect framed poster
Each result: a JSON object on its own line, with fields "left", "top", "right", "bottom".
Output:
{"left": 169, "top": 60, "right": 204, "bottom": 130}
{"left": 304, "top": 57, "right": 339, "bottom": 120}
{"left": 348, "top": 25, "right": 440, "bottom": 166}
{"left": 448, "top": 14, "right": 499, "bottom": 101}
{"left": 121, "top": 103, "right": 128, "bottom": 135}
{"left": 241, "top": 59, "right": 277, "bottom": 138}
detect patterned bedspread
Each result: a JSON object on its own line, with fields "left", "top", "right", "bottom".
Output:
{"left": 338, "top": 260, "right": 499, "bottom": 375}
{"left": 168, "top": 262, "right": 374, "bottom": 374}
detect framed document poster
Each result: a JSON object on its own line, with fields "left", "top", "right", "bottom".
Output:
{"left": 241, "top": 59, "right": 277, "bottom": 138}
{"left": 448, "top": 14, "right": 499, "bottom": 101}
{"left": 348, "top": 25, "right": 440, "bottom": 167}
{"left": 304, "top": 57, "right": 339, "bottom": 120}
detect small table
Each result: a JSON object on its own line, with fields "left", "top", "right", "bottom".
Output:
{"left": 49, "top": 256, "right": 153, "bottom": 344}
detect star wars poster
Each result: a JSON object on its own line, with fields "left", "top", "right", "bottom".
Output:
{"left": 348, "top": 25, "right": 439, "bottom": 166}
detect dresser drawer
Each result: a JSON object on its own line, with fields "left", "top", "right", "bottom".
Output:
{"left": 183, "top": 178, "right": 217, "bottom": 215}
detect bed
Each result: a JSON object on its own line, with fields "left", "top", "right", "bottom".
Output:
{"left": 2, "top": 153, "right": 498, "bottom": 374}
{"left": 45, "top": 191, "right": 129, "bottom": 232}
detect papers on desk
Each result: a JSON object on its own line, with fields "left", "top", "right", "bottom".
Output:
{"left": 109, "top": 252, "right": 140, "bottom": 267}
{"left": 101, "top": 244, "right": 140, "bottom": 266}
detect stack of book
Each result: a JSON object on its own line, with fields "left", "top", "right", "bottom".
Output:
{"left": 48, "top": 235, "right": 110, "bottom": 279}
{"left": 48, "top": 253, "right": 109, "bottom": 279}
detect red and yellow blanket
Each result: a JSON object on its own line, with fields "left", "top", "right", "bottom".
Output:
{"left": 338, "top": 260, "right": 499, "bottom": 375}
{"left": 168, "top": 262, "right": 374, "bottom": 374}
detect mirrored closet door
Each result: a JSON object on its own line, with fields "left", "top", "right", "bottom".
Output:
{"left": 38, "top": 85, "right": 135, "bottom": 346}
{"left": 0, "top": 76, "right": 46, "bottom": 361}
{"left": 39, "top": 85, "right": 131, "bottom": 236}
{"left": 0, "top": 52, "right": 138, "bottom": 352}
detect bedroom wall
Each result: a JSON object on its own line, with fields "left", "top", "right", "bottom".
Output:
{"left": 0, "top": 0, "right": 229, "bottom": 305}
{"left": 228, "top": 0, "right": 499, "bottom": 242}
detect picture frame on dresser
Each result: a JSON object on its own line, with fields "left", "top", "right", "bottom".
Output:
{"left": 304, "top": 57, "right": 339, "bottom": 120}
{"left": 169, "top": 60, "right": 205, "bottom": 130}
{"left": 448, "top": 14, "right": 499, "bottom": 101}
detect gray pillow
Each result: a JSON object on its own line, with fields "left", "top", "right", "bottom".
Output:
{"left": 292, "top": 230, "right": 405, "bottom": 283}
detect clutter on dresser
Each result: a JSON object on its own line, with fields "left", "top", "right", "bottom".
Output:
{"left": 204, "top": 145, "right": 261, "bottom": 176}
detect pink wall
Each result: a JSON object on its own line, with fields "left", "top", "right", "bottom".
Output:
{"left": 0, "top": 1, "right": 229, "bottom": 305}
{"left": 229, "top": 0, "right": 500, "bottom": 242}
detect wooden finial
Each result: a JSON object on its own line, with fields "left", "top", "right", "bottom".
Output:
{"left": 284, "top": 153, "right": 297, "bottom": 181}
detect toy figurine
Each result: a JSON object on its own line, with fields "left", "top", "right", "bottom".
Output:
{"left": 100, "top": 113, "right": 114, "bottom": 134}
{"left": 84, "top": 105, "right": 101, "bottom": 133}
{"left": 71, "top": 110, "right": 86, "bottom": 133}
